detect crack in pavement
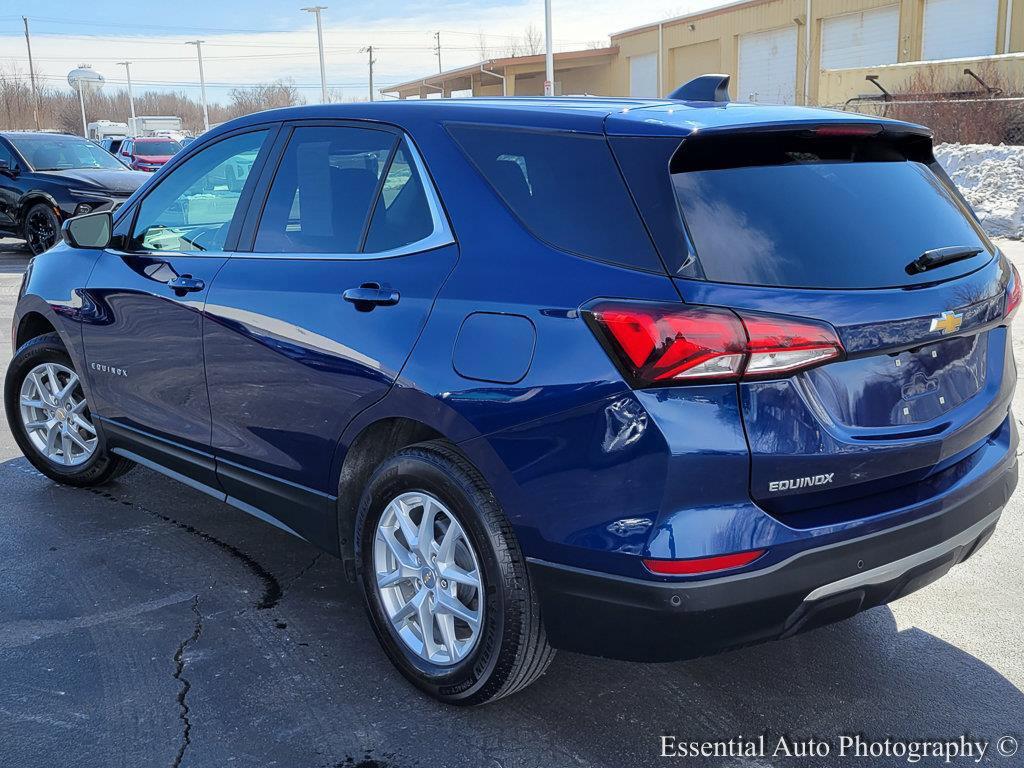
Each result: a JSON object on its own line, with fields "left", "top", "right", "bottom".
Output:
{"left": 85, "top": 488, "right": 284, "bottom": 611}
{"left": 171, "top": 595, "right": 203, "bottom": 768}
{"left": 286, "top": 552, "right": 324, "bottom": 592}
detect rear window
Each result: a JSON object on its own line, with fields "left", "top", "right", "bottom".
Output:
{"left": 447, "top": 124, "right": 662, "bottom": 272}
{"left": 672, "top": 133, "right": 992, "bottom": 289}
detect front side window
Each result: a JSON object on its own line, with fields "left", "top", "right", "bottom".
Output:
{"left": 130, "top": 130, "right": 268, "bottom": 253}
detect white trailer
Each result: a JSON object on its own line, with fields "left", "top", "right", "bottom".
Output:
{"left": 128, "top": 116, "right": 184, "bottom": 139}
{"left": 87, "top": 120, "right": 129, "bottom": 141}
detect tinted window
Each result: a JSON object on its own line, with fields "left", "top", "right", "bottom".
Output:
{"left": 254, "top": 126, "right": 395, "bottom": 253}
{"left": 363, "top": 144, "right": 434, "bottom": 253}
{"left": 131, "top": 130, "right": 267, "bottom": 253}
{"left": 674, "top": 160, "right": 991, "bottom": 289}
{"left": 135, "top": 140, "right": 182, "bottom": 155}
{"left": 0, "top": 141, "right": 17, "bottom": 169}
{"left": 7, "top": 133, "right": 124, "bottom": 171}
{"left": 447, "top": 124, "right": 661, "bottom": 272}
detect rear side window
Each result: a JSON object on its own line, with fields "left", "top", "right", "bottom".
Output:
{"left": 671, "top": 132, "right": 992, "bottom": 289}
{"left": 447, "top": 124, "right": 662, "bottom": 272}
{"left": 255, "top": 125, "right": 394, "bottom": 253}
{"left": 363, "top": 145, "right": 433, "bottom": 253}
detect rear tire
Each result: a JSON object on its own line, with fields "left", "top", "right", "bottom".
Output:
{"left": 355, "top": 440, "right": 554, "bottom": 705}
{"left": 4, "top": 333, "right": 134, "bottom": 486}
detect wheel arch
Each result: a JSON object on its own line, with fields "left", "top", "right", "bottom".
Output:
{"left": 18, "top": 193, "right": 62, "bottom": 226}
{"left": 15, "top": 310, "right": 58, "bottom": 350}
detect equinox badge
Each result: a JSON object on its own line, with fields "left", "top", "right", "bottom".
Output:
{"left": 930, "top": 311, "right": 963, "bottom": 336}
{"left": 769, "top": 474, "right": 835, "bottom": 493}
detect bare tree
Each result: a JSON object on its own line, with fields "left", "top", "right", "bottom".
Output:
{"left": 225, "top": 79, "right": 305, "bottom": 120}
{"left": 476, "top": 29, "right": 491, "bottom": 62}
{"left": 505, "top": 24, "right": 544, "bottom": 57}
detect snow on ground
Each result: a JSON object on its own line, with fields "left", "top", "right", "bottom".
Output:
{"left": 934, "top": 143, "right": 1024, "bottom": 239}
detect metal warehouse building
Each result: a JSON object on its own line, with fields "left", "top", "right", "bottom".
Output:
{"left": 387, "top": 0, "right": 1024, "bottom": 106}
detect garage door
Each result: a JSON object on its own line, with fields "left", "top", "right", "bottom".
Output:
{"left": 821, "top": 5, "right": 899, "bottom": 70}
{"left": 923, "top": 0, "right": 999, "bottom": 60}
{"left": 738, "top": 26, "right": 798, "bottom": 104}
{"left": 629, "top": 52, "right": 658, "bottom": 98}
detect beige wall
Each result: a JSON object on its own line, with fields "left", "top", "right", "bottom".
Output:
{"left": 609, "top": 0, "right": 1023, "bottom": 104}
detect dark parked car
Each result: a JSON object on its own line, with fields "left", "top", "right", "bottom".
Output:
{"left": 116, "top": 136, "right": 182, "bottom": 172}
{"left": 0, "top": 131, "right": 149, "bottom": 254}
{"left": 4, "top": 82, "right": 1018, "bottom": 705}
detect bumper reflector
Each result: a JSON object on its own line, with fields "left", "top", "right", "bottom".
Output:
{"left": 643, "top": 549, "right": 767, "bottom": 576}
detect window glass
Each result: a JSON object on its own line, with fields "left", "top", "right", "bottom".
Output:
{"left": 673, "top": 161, "right": 990, "bottom": 289}
{"left": 363, "top": 143, "right": 434, "bottom": 253}
{"left": 0, "top": 141, "right": 17, "bottom": 169}
{"left": 447, "top": 123, "right": 661, "bottom": 271}
{"left": 130, "top": 130, "right": 267, "bottom": 253}
{"left": 254, "top": 126, "right": 395, "bottom": 253}
{"left": 7, "top": 133, "right": 124, "bottom": 171}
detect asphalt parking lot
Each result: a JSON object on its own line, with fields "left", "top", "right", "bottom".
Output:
{"left": 0, "top": 237, "right": 1022, "bottom": 768}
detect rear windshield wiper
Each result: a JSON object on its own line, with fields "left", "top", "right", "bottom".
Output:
{"left": 906, "top": 246, "right": 983, "bottom": 275}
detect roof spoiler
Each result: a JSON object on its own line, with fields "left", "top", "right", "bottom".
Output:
{"left": 668, "top": 74, "right": 730, "bottom": 103}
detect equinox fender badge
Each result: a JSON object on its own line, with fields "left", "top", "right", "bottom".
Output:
{"left": 768, "top": 473, "right": 835, "bottom": 493}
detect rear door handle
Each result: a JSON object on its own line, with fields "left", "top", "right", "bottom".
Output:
{"left": 167, "top": 275, "right": 206, "bottom": 295}
{"left": 343, "top": 283, "right": 400, "bottom": 311}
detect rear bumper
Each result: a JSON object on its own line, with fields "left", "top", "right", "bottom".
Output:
{"left": 529, "top": 458, "right": 1017, "bottom": 662}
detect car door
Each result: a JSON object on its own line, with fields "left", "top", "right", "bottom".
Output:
{"left": 0, "top": 138, "right": 22, "bottom": 231}
{"left": 203, "top": 121, "right": 457, "bottom": 542}
{"left": 81, "top": 126, "right": 276, "bottom": 488}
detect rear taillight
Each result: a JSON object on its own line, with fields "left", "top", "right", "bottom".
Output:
{"left": 1005, "top": 263, "right": 1021, "bottom": 320}
{"left": 586, "top": 302, "right": 844, "bottom": 386}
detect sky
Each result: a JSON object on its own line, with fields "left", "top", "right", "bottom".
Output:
{"left": 0, "top": 0, "right": 731, "bottom": 102}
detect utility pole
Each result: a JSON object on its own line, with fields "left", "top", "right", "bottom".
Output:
{"left": 362, "top": 46, "right": 376, "bottom": 101}
{"left": 301, "top": 6, "right": 329, "bottom": 103}
{"left": 187, "top": 40, "right": 210, "bottom": 132}
{"left": 118, "top": 61, "right": 137, "bottom": 123}
{"left": 22, "top": 17, "right": 40, "bottom": 130}
{"left": 543, "top": 0, "right": 554, "bottom": 96}
{"left": 434, "top": 31, "right": 442, "bottom": 73}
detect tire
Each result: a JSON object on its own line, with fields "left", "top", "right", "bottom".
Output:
{"left": 22, "top": 202, "right": 61, "bottom": 256}
{"left": 4, "top": 333, "right": 134, "bottom": 486}
{"left": 354, "top": 440, "right": 554, "bottom": 705}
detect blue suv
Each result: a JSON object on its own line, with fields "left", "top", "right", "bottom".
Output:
{"left": 5, "top": 83, "right": 1018, "bottom": 705}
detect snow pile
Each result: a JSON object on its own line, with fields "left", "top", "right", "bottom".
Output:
{"left": 934, "top": 143, "right": 1024, "bottom": 239}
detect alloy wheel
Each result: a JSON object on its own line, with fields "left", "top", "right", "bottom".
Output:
{"left": 373, "top": 491, "right": 484, "bottom": 666}
{"left": 19, "top": 362, "right": 98, "bottom": 466}
{"left": 26, "top": 208, "right": 58, "bottom": 254}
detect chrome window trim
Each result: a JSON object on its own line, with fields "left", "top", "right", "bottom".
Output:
{"left": 238, "top": 134, "right": 454, "bottom": 262}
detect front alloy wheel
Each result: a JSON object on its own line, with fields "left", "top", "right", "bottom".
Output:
{"left": 4, "top": 333, "right": 134, "bottom": 486}
{"left": 24, "top": 203, "right": 60, "bottom": 255}
{"left": 19, "top": 361, "right": 97, "bottom": 466}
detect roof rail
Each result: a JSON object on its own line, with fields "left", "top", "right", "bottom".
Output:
{"left": 668, "top": 74, "right": 731, "bottom": 103}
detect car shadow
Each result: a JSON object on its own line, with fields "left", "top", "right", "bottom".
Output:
{"left": 0, "top": 455, "right": 1020, "bottom": 768}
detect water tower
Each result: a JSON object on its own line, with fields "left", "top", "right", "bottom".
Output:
{"left": 67, "top": 65, "right": 104, "bottom": 137}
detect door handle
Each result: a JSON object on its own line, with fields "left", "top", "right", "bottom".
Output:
{"left": 168, "top": 275, "right": 206, "bottom": 296}
{"left": 343, "top": 283, "right": 400, "bottom": 311}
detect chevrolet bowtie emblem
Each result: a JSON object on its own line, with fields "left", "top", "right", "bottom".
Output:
{"left": 930, "top": 311, "right": 963, "bottom": 335}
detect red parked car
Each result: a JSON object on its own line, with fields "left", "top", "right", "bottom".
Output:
{"left": 116, "top": 137, "right": 182, "bottom": 172}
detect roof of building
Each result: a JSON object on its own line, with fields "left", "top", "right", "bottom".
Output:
{"left": 612, "top": 0, "right": 771, "bottom": 38}
{"left": 385, "top": 47, "right": 620, "bottom": 94}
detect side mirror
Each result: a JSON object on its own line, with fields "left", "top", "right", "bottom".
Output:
{"left": 62, "top": 211, "right": 112, "bottom": 250}
{"left": 0, "top": 159, "right": 17, "bottom": 177}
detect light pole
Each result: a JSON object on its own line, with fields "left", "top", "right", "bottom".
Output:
{"left": 22, "top": 17, "right": 40, "bottom": 130}
{"left": 543, "top": 0, "right": 554, "bottom": 96}
{"left": 301, "top": 6, "right": 329, "bottom": 103}
{"left": 118, "top": 61, "right": 137, "bottom": 124}
{"left": 187, "top": 40, "right": 210, "bottom": 132}
{"left": 77, "top": 81, "right": 88, "bottom": 137}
